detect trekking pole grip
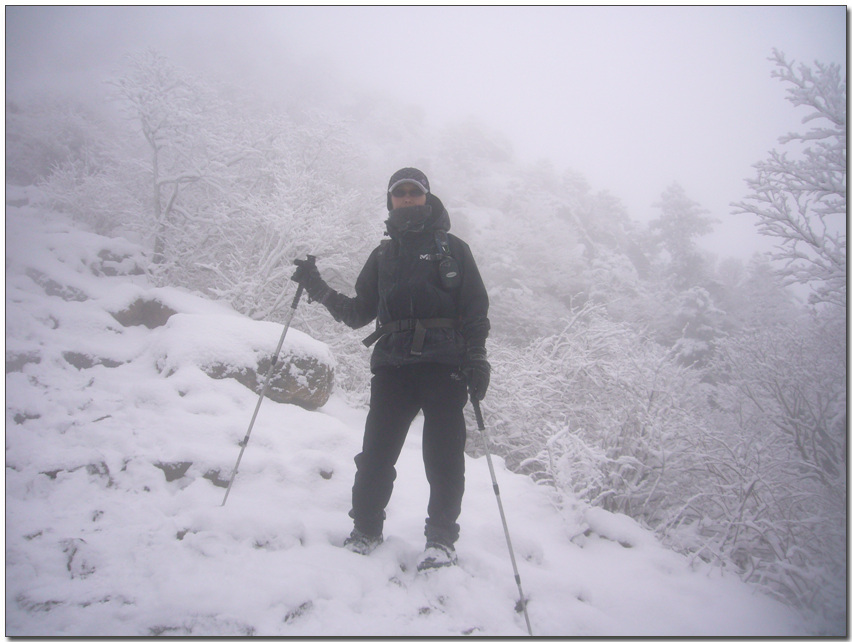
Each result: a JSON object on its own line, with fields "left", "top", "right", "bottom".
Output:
{"left": 292, "top": 254, "right": 316, "bottom": 308}
{"left": 471, "top": 395, "right": 486, "bottom": 432}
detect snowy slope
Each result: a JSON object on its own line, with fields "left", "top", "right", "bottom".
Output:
{"left": 5, "top": 192, "right": 812, "bottom": 636}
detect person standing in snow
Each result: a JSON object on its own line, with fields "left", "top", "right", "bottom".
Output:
{"left": 291, "top": 167, "right": 490, "bottom": 571}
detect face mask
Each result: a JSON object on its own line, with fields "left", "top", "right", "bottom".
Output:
{"left": 386, "top": 205, "right": 431, "bottom": 235}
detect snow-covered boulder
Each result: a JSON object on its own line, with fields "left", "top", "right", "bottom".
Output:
{"left": 6, "top": 200, "right": 336, "bottom": 411}
{"left": 105, "top": 292, "right": 335, "bottom": 409}
{"left": 151, "top": 313, "right": 335, "bottom": 410}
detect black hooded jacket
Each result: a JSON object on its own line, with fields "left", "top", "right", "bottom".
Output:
{"left": 321, "top": 193, "right": 490, "bottom": 372}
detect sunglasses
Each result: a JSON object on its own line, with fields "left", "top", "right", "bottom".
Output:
{"left": 390, "top": 186, "right": 425, "bottom": 198}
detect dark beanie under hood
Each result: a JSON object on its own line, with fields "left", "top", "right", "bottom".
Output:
{"left": 386, "top": 167, "right": 430, "bottom": 211}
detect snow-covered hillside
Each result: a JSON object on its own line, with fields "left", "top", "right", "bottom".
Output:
{"left": 5, "top": 192, "right": 813, "bottom": 636}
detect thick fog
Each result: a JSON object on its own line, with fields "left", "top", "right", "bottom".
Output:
{"left": 6, "top": 5, "right": 845, "bottom": 258}
{"left": 6, "top": 7, "right": 847, "bottom": 633}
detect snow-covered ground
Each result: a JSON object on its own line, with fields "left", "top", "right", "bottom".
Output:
{"left": 5, "top": 191, "right": 814, "bottom": 636}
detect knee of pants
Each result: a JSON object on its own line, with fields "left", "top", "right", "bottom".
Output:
{"left": 422, "top": 423, "right": 466, "bottom": 468}
{"left": 354, "top": 452, "right": 398, "bottom": 480}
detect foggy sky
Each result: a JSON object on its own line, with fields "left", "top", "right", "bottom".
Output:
{"left": 6, "top": 5, "right": 846, "bottom": 259}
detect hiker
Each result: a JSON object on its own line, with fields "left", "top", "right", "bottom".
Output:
{"left": 291, "top": 167, "right": 490, "bottom": 571}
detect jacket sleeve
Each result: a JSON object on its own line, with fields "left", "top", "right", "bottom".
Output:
{"left": 320, "top": 245, "right": 380, "bottom": 330}
{"left": 453, "top": 237, "right": 490, "bottom": 350}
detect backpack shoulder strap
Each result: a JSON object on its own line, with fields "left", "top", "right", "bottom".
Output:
{"left": 377, "top": 238, "right": 392, "bottom": 261}
{"left": 435, "top": 229, "right": 451, "bottom": 257}
{"left": 434, "top": 230, "right": 462, "bottom": 290}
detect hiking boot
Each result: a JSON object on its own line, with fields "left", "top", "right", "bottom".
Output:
{"left": 416, "top": 541, "right": 458, "bottom": 571}
{"left": 343, "top": 528, "right": 383, "bottom": 555}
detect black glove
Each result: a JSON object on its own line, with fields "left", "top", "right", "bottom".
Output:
{"left": 291, "top": 257, "right": 331, "bottom": 303}
{"left": 462, "top": 346, "right": 491, "bottom": 401}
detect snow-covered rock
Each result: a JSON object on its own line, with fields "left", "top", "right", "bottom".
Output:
{"left": 5, "top": 203, "right": 335, "bottom": 411}
{"left": 152, "top": 312, "right": 334, "bottom": 410}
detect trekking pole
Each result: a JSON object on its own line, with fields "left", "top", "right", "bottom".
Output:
{"left": 221, "top": 255, "right": 315, "bottom": 507}
{"left": 471, "top": 395, "right": 534, "bottom": 636}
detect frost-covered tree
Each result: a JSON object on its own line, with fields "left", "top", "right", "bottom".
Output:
{"left": 38, "top": 50, "right": 374, "bottom": 330}
{"left": 648, "top": 182, "right": 717, "bottom": 289}
{"left": 712, "top": 255, "right": 803, "bottom": 335}
{"left": 733, "top": 50, "right": 846, "bottom": 308}
{"left": 670, "top": 286, "right": 726, "bottom": 368}
{"left": 710, "top": 55, "right": 847, "bottom": 619}
{"left": 110, "top": 49, "right": 216, "bottom": 264}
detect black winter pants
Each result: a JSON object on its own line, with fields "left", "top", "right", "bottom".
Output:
{"left": 350, "top": 363, "right": 469, "bottom": 545}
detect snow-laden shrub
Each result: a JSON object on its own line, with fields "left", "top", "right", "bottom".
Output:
{"left": 482, "top": 302, "right": 707, "bottom": 525}
{"left": 693, "top": 318, "right": 847, "bottom": 626}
